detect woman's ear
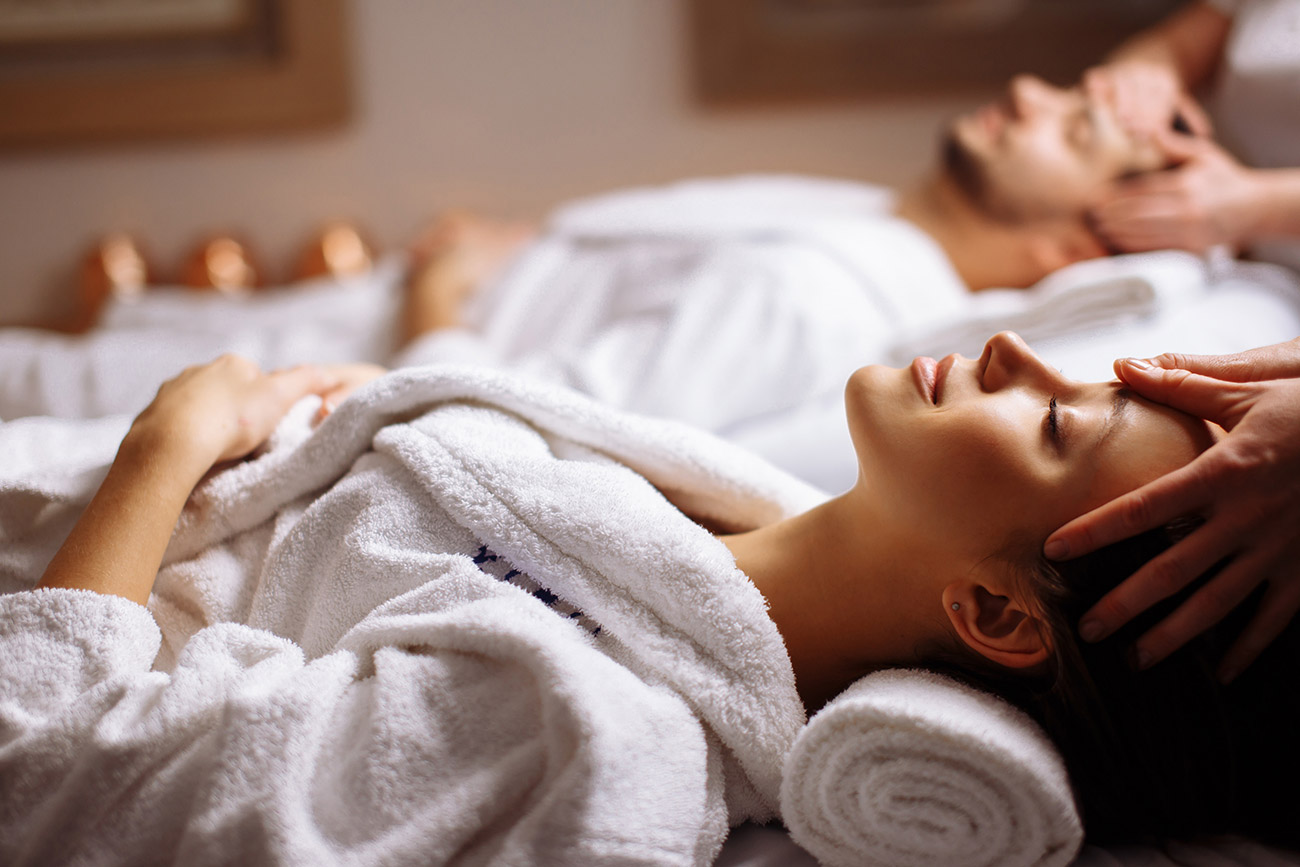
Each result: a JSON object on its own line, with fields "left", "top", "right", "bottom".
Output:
{"left": 942, "top": 581, "right": 1050, "bottom": 670}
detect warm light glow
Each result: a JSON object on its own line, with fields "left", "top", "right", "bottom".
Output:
{"left": 206, "top": 238, "right": 255, "bottom": 292}
{"left": 320, "top": 224, "right": 371, "bottom": 275}
{"left": 100, "top": 233, "right": 147, "bottom": 298}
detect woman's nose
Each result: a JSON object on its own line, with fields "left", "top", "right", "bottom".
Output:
{"left": 982, "top": 331, "right": 1056, "bottom": 390}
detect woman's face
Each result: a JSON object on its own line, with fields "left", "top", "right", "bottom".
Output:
{"left": 846, "top": 332, "right": 1212, "bottom": 562}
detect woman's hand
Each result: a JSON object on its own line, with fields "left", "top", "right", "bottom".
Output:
{"left": 1045, "top": 339, "right": 1300, "bottom": 681}
{"left": 314, "top": 363, "right": 388, "bottom": 423}
{"left": 131, "top": 354, "right": 340, "bottom": 472}
{"left": 1090, "top": 133, "right": 1266, "bottom": 254}
{"left": 1083, "top": 61, "right": 1211, "bottom": 143}
{"left": 41, "top": 355, "right": 339, "bottom": 606}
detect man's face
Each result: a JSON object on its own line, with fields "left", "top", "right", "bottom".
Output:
{"left": 942, "top": 75, "right": 1167, "bottom": 223}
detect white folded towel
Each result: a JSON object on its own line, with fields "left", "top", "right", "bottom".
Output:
{"left": 884, "top": 249, "right": 1224, "bottom": 368}
{"left": 780, "top": 669, "right": 1082, "bottom": 867}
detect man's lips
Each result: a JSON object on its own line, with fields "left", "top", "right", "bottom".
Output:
{"left": 912, "top": 356, "right": 937, "bottom": 403}
{"left": 975, "top": 101, "right": 1008, "bottom": 140}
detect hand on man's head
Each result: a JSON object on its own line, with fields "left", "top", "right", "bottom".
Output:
{"left": 1090, "top": 133, "right": 1264, "bottom": 254}
{"left": 1083, "top": 61, "right": 1212, "bottom": 144}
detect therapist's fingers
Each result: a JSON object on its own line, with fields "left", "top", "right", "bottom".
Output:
{"left": 1150, "top": 125, "right": 1208, "bottom": 165}
{"left": 1077, "top": 506, "right": 1241, "bottom": 643}
{"left": 1092, "top": 217, "right": 1187, "bottom": 254}
{"left": 1045, "top": 377, "right": 1259, "bottom": 563}
{"left": 1108, "top": 170, "right": 1190, "bottom": 200}
{"left": 1174, "top": 93, "right": 1213, "bottom": 139}
{"left": 1118, "top": 526, "right": 1264, "bottom": 664}
{"left": 1045, "top": 452, "right": 1217, "bottom": 561}
{"left": 1092, "top": 193, "right": 1183, "bottom": 231}
{"left": 1113, "top": 360, "right": 1259, "bottom": 430}
{"left": 1218, "top": 559, "right": 1300, "bottom": 682}
{"left": 1090, "top": 183, "right": 1206, "bottom": 253}
{"left": 1140, "top": 337, "right": 1300, "bottom": 382}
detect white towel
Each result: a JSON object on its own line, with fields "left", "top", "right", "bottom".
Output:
{"left": 885, "top": 251, "right": 1213, "bottom": 365}
{"left": 780, "top": 669, "right": 1083, "bottom": 867}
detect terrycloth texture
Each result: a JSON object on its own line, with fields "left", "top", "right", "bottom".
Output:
{"left": 780, "top": 670, "right": 1083, "bottom": 867}
{"left": 883, "top": 246, "right": 1300, "bottom": 366}
{"left": 0, "top": 365, "right": 818, "bottom": 866}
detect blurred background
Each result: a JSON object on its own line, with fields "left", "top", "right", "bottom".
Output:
{"left": 0, "top": 0, "right": 1177, "bottom": 326}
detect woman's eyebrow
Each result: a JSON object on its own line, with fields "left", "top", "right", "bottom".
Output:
{"left": 1096, "top": 387, "right": 1133, "bottom": 451}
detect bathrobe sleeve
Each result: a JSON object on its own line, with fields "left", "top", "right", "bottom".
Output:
{"left": 0, "top": 586, "right": 722, "bottom": 867}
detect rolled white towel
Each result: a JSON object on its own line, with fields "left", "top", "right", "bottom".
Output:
{"left": 780, "top": 670, "right": 1083, "bottom": 867}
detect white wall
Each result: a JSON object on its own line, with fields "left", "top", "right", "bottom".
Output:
{"left": 0, "top": 0, "right": 988, "bottom": 323}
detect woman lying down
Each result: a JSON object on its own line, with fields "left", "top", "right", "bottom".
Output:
{"left": 2, "top": 333, "right": 1295, "bottom": 864}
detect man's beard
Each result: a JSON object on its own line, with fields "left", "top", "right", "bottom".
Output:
{"left": 940, "top": 129, "right": 992, "bottom": 213}
{"left": 940, "top": 128, "right": 1030, "bottom": 224}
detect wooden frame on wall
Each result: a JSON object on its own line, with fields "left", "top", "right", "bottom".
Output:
{"left": 0, "top": 0, "right": 350, "bottom": 146}
{"left": 692, "top": 0, "right": 1185, "bottom": 105}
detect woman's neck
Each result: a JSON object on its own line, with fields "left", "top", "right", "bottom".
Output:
{"left": 720, "top": 487, "right": 948, "bottom": 710}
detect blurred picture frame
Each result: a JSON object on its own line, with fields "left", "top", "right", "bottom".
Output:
{"left": 693, "top": 0, "right": 1186, "bottom": 104}
{"left": 0, "top": 0, "right": 350, "bottom": 146}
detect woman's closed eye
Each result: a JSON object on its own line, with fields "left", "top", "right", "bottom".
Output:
{"left": 1046, "top": 394, "right": 1063, "bottom": 447}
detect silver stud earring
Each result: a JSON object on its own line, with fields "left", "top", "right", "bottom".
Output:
{"left": 951, "top": 602, "right": 961, "bottom": 611}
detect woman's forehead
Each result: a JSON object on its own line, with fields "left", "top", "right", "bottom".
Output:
{"left": 1088, "top": 389, "right": 1209, "bottom": 500}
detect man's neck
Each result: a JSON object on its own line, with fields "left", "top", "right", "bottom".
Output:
{"left": 895, "top": 174, "right": 1049, "bottom": 292}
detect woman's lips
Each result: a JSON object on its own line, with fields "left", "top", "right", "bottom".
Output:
{"left": 912, "top": 356, "right": 938, "bottom": 403}
{"left": 934, "top": 355, "right": 957, "bottom": 404}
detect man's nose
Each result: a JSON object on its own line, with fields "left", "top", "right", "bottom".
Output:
{"left": 1009, "top": 74, "right": 1052, "bottom": 119}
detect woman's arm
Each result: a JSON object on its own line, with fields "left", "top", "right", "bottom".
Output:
{"left": 38, "top": 356, "right": 338, "bottom": 607}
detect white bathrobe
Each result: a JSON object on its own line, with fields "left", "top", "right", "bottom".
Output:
{"left": 0, "top": 175, "right": 966, "bottom": 493}
{"left": 0, "top": 365, "right": 821, "bottom": 866}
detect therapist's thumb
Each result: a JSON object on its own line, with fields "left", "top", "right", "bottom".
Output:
{"left": 1115, "top": 358, "right": 1257, "bottom": 428}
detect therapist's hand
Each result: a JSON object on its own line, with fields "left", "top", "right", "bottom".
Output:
{"left": 1091, "top": 133, "right": 1266, "bottom": 254}
{"left": 1083, "top": 61, "right": 1212, "bottom": 142}
{"left": 1044, "top": 339, "right": 1300, "bottom": 681}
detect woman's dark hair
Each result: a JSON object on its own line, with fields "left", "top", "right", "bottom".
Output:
{"left": 927, "top": 520, "right": 1300, "bottom": 847}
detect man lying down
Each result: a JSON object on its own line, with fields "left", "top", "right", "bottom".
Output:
{"left": 3, "top": 340, "right": 1294, "bottom": 865}
{"left": 0, "top": 75, "right": 1197, "bottom": 465}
